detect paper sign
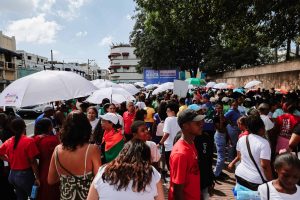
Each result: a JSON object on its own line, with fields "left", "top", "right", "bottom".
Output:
{"left": 173, "top": 80, "right": 188, "bottom": 98}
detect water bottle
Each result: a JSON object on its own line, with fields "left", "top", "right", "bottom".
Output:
{"left": 30, "top": 184, "right": 39, "bottom": 199}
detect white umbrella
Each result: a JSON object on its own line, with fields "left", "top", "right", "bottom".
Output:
{"left": 213, "top": 83, "right": 228, "bottom": 89}
{"left": 152, "top": 82, "right": 174, "bottom": 95}
{"left": 244, "top": 80, "right": 262, "bottom": 89}
{"left": 119, "top": 83, "right": 140, "bottom": 95}
{"left": 134, "top": 82, "right": 146, "bottom": 88}
{"left": 145, "top": 84, "right": 159, "bottom": 90}
{"left": 0, "top": 70, "right": 97, "bottom": 107}
{"left": 91, "top": 79, "right": 105, "bottom": 85}
{"left": 86, "top": 87, "right": 135, "bottom": 104}
{"left": 206, "top": 81, "right": 216, "bottom": 88}
{"left": 92, "top": 80, "right": 121, "bottom": 89}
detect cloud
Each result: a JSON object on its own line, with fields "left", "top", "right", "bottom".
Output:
{"left": 0, "top": 0, "right": 36, "bottom": 13}
{"left": 57, "top": 0, "right": 90, "bottom": 21}
{"left": 0, "top": 0, "right": 89, "bottom": 21}
{"left": 99, "top": 36, "right": 113, "bottom": 46}
{"left": 76, "top": 31, "right": 88, "bottom": 37}
{"left": 5, "top": 14, "right": 61, "bottom": 44}
{"left": 40, "top": 0, "right": 57, "bottom": 12}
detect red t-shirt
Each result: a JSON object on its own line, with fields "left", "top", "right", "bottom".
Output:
{"left": 123, "top": 111, "right": 135, "bottom": 135}
{"left": 0, "top": 135, "right": 39, "bottom": 170}
{"left": 276, "top": 113, "right": 300, "bottom": 139}
{"left": 169, "top": 140, "right": 201, "bottom": 200}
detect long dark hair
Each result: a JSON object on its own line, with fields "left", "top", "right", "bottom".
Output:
{"left": 61, "top": 111, "right": 92, "bottom": 151}
{"left": 90, "top": 119, "right": 104, "bottom": 145}
{"left": 102, "top": 139, "right": 153, "bottom": 192}
{"left": 10, "top": 119, "right": 26, "bottom": 149}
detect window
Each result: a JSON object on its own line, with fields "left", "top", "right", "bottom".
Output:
{"left": 27, "top": 56, "right": 32, "bottom": 60}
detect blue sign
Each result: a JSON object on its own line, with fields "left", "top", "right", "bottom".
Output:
{"left": 144, "top": 69, "right": 179, "bottom": 85}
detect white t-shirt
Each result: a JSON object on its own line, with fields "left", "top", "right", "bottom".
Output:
{"left": 258, "top": 181, "right": 300, "bottom": 200}
{"left": 146, "top": 141, "right": 161, "bottom": 163}
{"left": 163, "top": 116, "right": 181, "bottom": 151}
{"left": 260, "top": 115, "right": 274, "bottom": 131}
{"left": 235, "top": 134, "right": 271, "bottom": 184}
{"left": 93, "top": 166, "right": 161, "bottom": 200}
{"left": 90, "top": 118, "right": 99, "bottom": 131}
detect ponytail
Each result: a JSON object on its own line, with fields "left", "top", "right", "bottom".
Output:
{"left": 10, "top": 119, "right": 26, "bottom": 149}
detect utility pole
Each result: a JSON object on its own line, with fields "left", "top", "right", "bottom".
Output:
{"left": 51, "top": 50, "right": 54, "bottom": 70}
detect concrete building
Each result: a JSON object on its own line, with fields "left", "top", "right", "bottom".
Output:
{"left": 0, "top": 31, "right": 19, "bottom": 91}
{"left": 16, "top": 50, "right": 48, "bottom": 69}
{"left": 108, "top": 45, "right": 143, "bottom": 83}
{"left": 15, "top": 50, "right": 48, "bottom": 78}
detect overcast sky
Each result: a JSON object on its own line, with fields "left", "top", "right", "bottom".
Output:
{"left": 0, "top": 0, "right": 136, "bottom": 69}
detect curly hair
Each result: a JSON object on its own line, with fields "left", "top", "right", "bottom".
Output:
{"left": 102, "top": 139, "right": 153, "bottom": 192}
{"left": 61, "top": 111, "right": 92, "bottom": 151}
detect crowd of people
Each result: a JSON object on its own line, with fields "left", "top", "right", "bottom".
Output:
{"left": 0, "top": 86, "right": 300, "bottom": 200}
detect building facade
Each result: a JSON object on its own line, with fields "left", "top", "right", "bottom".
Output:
{"left": 0, "top": 31, "right": 19, "bottom": 91}
{"left": 108, "top": 45, "right": 143, "bottom": 83}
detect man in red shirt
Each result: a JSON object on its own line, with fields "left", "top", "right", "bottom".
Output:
{"left": 123, "top": 101, "right": 136, "bottom": 141}
{"left": 169, "top": 109, "right": 205, "bottom": 200}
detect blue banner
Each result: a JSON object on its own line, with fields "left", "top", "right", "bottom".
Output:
{"left": 144, "top": 69, "right": 179, "bottom": 85}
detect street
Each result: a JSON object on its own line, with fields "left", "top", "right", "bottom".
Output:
{"left": 24, "top": 118, "right": 35, "bottom": 137}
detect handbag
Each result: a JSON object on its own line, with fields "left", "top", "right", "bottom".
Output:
{"left": 246, "top": 135, "right": 270, "bottom": 200}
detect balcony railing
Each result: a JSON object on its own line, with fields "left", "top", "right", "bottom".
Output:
{"left": 0, "top": 61, "right": 16, "bottom": 71}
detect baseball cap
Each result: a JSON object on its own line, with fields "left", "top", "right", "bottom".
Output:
{"left": 100, "top": 113, "right": 119, "bottom": 125}
{"left": 177, "top": 109, "right": 205, "bottom": 127}
{"left": 188, "top": 104, "right": 201, "bottom": 112}
{"left": 221, "top": 97, "right": 229, "bottom": 103}
{"left": 43, "top": 105, "right": 54, "bottom": 112}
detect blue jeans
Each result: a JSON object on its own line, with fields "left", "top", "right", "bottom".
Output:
{"left": 226, "top": 124, "right": 240, "bottom": 162}
{"left": 8, "top": 169, "right": 35, "bottom": 200}
{"left": 214, "top": 131, "right": 226, "bottom": 177}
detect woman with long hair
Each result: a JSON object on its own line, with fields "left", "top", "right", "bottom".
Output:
{"left": 87, "top": 106, "right": 99, "bottom": 131}
{"left": 48, "top": 111, "right": 101, "bottom": 200}
{"left": 33, "top": 118, "right": 60, "bottom": 200}
{"left": 0, "top": 118, "right": 40, "bottom": 200}
{"left": 87, "top": 139, "right": 164, "bottom": 200}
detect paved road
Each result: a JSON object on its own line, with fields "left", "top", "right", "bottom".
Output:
{"left": 24, "top": 119, "right": 35, "bottom": 137}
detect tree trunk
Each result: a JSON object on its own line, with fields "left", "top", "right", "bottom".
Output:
{"left": 286, "top": 39, "right": 291, "bottom": 61}
{"left": 275, "top": 47, "right": 278, "bottom": 63}
{"left": 296, "top": 44, "right": 299, "bottom": 57}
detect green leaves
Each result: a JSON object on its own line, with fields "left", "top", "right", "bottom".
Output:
{"left": 131, "top": 0, "right": 300, "bottom": 75}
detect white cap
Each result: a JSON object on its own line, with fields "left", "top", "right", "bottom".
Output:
{"left": 221, "top": 97, "right": 229, "bottom": 103}
{"left": 100, "top": 113, "right": 119, "bottom": 125}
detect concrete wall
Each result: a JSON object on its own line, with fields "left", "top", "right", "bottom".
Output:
{"left": 207, "top": 60, "right": 300, "bottom": 90}
{"left": 0, "top": 31, "right": 16, "bottom": 51}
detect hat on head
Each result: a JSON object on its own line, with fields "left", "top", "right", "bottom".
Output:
{"left": 177, "top": 109, "right": 205, "bottom": 127}
{"left": 188, "top": 104, "right": 201, "bottom": 112}
{"left": 221, "top": 97, "right": 229, "bottom": 103}
{"left": 210, "top": 97, "right": 217, "bottom": 103}
{"left": 100, "top": 113, "right": 119, "bottom": 125}
{"left": 43, "top": 105, "right": 54, "bottom": 112}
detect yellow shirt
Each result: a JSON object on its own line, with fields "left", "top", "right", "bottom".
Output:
{"left": 145, "top": 107, "right": 155, "bottom": 123}
{"left": 177, "top": 105, "right": 188, "bottom": 116}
